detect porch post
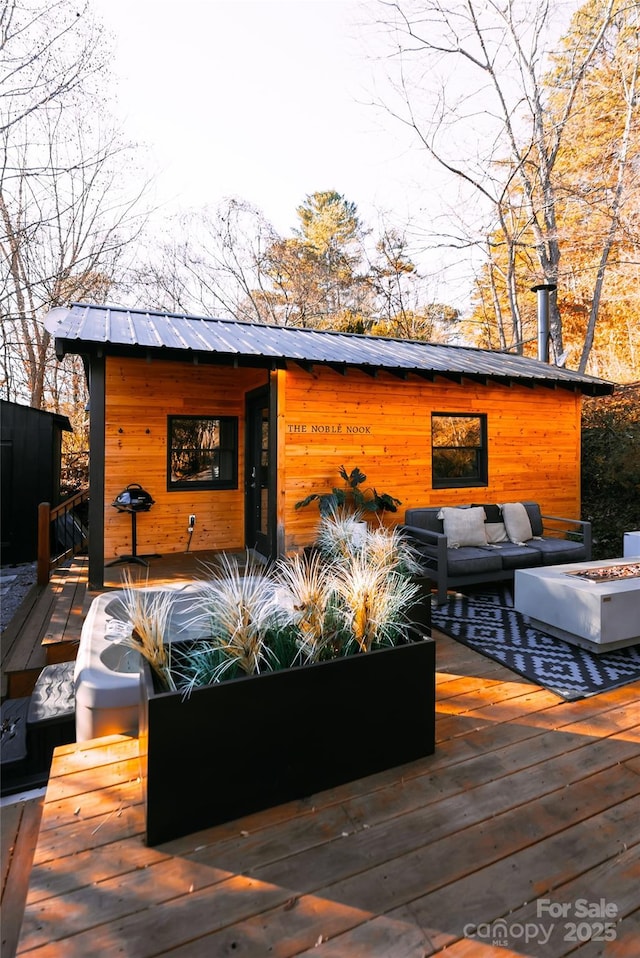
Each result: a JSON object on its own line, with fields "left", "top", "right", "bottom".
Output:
{"left": 88, "top": 354, "right": 106, "bottom": 590}
{"left": 271, "top": 369, "right": 286, "bottom": 557}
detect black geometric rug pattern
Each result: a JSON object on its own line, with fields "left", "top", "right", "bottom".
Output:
{"left": 431, "top": 586, "right": 640, "bottom": 700}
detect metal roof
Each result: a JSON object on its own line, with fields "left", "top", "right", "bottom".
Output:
{"left": 44, "top": 303, "right": 614, "bottom": 396}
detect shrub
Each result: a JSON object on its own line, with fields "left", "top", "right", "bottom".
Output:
{"left": 581, "top": 384, "right": 640, "bottom": 559}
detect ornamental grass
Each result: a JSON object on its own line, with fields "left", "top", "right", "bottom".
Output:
{"left": 175, "top": 551, "right": 288, "bottom": 692}
{"left": 332, "top": 551, "right": 421, "bottom": 654}
{"left": 117, "top": 570, "right": 177, "bottom": 691}
{"left": 273, "top": 549, "right": 341, "bottom": 664}
{"left": 121, "top": 521, "right": 427, "bottom": 695}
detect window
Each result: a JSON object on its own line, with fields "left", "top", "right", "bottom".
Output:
{"left": 168, "top": 416, "right": 238, "bottom": 490}
{"left": 431, "top": 413, "right": 488, "bottom": 488}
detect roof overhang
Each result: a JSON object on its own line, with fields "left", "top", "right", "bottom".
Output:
{"left": 44, "top": 304, "right": 616, "bottom": 398}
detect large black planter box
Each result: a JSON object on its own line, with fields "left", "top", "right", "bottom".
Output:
{"left": 139, "top": 636, "right": 436, "bottom": 845}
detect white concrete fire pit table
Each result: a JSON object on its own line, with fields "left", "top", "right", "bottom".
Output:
{"left": 514, "top": 558, "right": 640, "bottom": 653}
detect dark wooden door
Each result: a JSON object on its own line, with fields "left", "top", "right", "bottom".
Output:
{"left": 245, "top": 388, "right": 272, "bottom": 558}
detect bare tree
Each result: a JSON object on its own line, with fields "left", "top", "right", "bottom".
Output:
{"left": 0, "top": 0, "right": 107, "bottom": 135}
{"left": 137, "top": 195, "right": 464, "bottom": 346}
{"left": 137, "top": 194, "right": 372, "bottom": 331}
{"left": 0, "top": 0, "right": 149, "bottom": 408}
{"left": 363, "top": 227, "right": 457, "bottom": 339}
{"left": 133, "top": 199, "right": 285, "bottom": 324}
{"left": 373, "top": 0, "right": 619, "bottom": 360}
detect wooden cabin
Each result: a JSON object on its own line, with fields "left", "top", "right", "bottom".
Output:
{"left": 44, "top": 304, "right": 614, "bottom": 589}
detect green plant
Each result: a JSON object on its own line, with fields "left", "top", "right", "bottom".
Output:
{"left": 295, "top": 465, "right": 401, "bottom": 516}
{"left": 582, "top": 386, "right": 640, "bottom": 559}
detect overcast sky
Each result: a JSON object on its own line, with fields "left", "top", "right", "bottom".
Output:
{"left": 91, "top": 0, "right": 424, "bottom": 235}
{"left": 89, "top": 0, "right": 580, "bottom": 310}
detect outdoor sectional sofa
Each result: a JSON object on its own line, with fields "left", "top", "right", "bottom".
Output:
{"left": 401, "top": 501, "right": 592, "bottom": 605}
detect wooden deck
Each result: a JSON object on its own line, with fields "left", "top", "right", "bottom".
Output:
{"left": 1, "top": 551, "right": 232, "bottom": 698}
{"left": 1, "top": 558, "right": 90, "bottom": 700}
{"left": 3, "top": 555, "right": 640, "bottom": 956}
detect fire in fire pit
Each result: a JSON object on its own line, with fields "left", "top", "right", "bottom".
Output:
{"left": 568, "top": 563, "right": 640, "bottom": 583}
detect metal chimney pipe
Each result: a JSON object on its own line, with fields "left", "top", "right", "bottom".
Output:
{"left": 531, "top": 283, "right": 557, "bottom": 363}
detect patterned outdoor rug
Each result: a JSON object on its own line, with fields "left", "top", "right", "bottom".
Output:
{"left": 431, "top": 586, "right": 640, "bottom": 700}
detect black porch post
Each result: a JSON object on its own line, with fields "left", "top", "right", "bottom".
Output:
{"left": 88, "top": 354, "right": 106, "bottom": 590}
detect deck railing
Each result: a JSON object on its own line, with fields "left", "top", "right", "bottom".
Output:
{"left": 37, "top": 489, "right": 89, "bottom": 585}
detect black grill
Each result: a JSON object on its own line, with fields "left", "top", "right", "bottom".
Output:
{"left": 111, "top": 483, "right": 155, "bottom": 512}
{"left": 108, "top": 483, "right": 159, "bottom": 567}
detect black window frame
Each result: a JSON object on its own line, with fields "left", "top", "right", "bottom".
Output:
{"left": 167, "top": 415, "right": 238, "bottom": 491}
{"left": 431, "top": 412, "right": 488, "bottom": 489}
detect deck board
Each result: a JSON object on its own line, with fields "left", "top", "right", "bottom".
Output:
{"left": 6, "top": 554, "right": 640, "bottom": 957}
{"left": 15, "top": 638, "right": 640, "bottom": 958}
{"left": 1, "top": 586, "right": 51, "bottom": 698}
{"left": 1, "top": 795, "right": 44, "bottom": 958}
{"left": 41, "top": 557, "right": 88, "bottom": 663}
{"left": 2, "top": 560, "right": 88, "bottom": 697}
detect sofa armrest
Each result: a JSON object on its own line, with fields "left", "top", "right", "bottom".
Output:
{"left": 400, "top": 524, "right": 450, "bottom": 603}
{"left": 400, "top": 524, "right": 445, "bottom": 548}
{"left": 540, "top": 514, "right": 592, "bottom": 559}
{"left": 400, "top": 524, "right": 450, "bottom": 563}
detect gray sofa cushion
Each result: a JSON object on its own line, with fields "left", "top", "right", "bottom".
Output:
{"left": 438, "top": 506, "right": 488, "bottom": 548}
{"left": 501, "top": 502, "right": 534, "bottom": 544}
{"left": 492, "top": 543, "right": 543, "bottom": 570}
{"left": 401, "top": 529, "right": 504, "bottom": 576}
{"left": 526, "top": 538, "right": 587, "bottom": 565}
{"left": 445, "top": 547, "right": 503, "bottom": 577}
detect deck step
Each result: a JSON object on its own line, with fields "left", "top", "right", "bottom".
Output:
{"left": 27, "top": 660, "right": 75, "bottom": 726}
{"left": 2, "top": 556, "right": 86, "bottom": 699}
{"left": 1, "top": 662, "right": 76, "bottom": 796}
{"left": 1, "top": 697, "right": 29, "bottom": 768}
{"left": 26, "top": 661, "right": 76, "bottom": 774}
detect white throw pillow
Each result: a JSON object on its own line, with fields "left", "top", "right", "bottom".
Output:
{"left": 438, "top": 506, "right": 488, "bottom": 549}
{"left": 486, "top": 521, "right": 509, "bottom": 544}
{"left": 470, "top": 502, "right": 509, "bottom": 543}
{"left": 501, "top": 502, "right": 533, "bottom": 545}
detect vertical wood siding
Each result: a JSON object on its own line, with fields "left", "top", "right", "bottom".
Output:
{"left": 282, "top": 367, "right": 582, "bottom": 551}
{"left": 102, "top": 358, "right": 583, "bottom": 558}
{"left": 104, "top": 358, "right": 266, "bottom": 559}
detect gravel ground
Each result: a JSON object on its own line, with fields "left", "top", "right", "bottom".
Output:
{"left": 0, "top": 561, "right": 38, "bottom": 632}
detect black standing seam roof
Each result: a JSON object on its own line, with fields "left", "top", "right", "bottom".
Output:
{"left": 43, "top": 303, "right": 615, "bottom": 396}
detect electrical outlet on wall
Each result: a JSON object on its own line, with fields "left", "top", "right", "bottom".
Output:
{"left": 189, "top": 515, "right": 196, "bottom": 527}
